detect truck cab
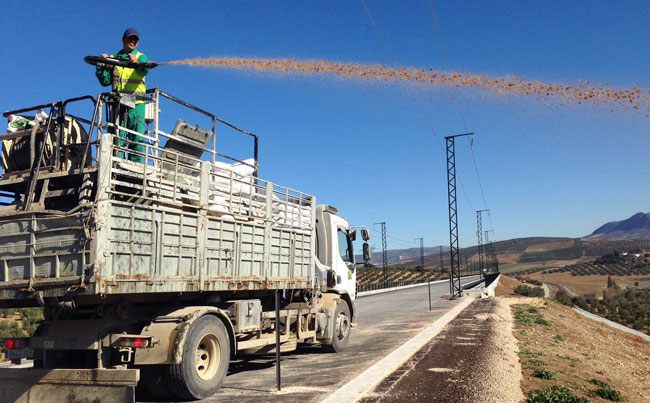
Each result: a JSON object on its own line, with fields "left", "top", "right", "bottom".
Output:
{"left": 315, "top": 205, "right": 370, "bottom": 312}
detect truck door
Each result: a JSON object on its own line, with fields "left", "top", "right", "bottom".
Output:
{"left": 334, "top": 227, "right": 356, "bottom": 299}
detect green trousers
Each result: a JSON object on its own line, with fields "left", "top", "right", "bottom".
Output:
{"left": 117, "top": 103, "right": 145, "bottom": 162}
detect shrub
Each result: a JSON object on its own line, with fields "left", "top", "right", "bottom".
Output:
{"left": 588, "top": 379, "right": 623, "bottom": 401}
{"left": 532, "top": 369, "right": 556, "bottom": 379}
{"left": 527, "top": 385, "right": 588, "bottom": 403}
{"left": 554, "top": 290, "right": 574, "bottom": 307}
{"left": 520, "top": 349, "right": 543, "bottom": 357}
{"left": 512, "top": 304, "right": 550, "bottom": 327}
{"left": 515, "top": 311, "right": 532, "bottom": 326}
{"left": 515, "top": 285, "right": 545, "bottom": 297}
{"left": 557, "top": 355, "right": 579, "bottom": 363}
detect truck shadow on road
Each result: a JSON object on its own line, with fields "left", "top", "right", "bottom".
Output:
{"left": 137, "top": 344, "right": 334, "bottom": 401}
{"left": 227, "top": 343, "right": 331, "bottom": 376}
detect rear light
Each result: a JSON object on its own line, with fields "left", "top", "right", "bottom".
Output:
{"left": 117, "top": 337, "right": 150, "bottom": 348}
{"left": 2, "top": 338, "right": 29, "bottom": 349}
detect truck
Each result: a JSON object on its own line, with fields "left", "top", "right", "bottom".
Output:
{"left": 0, "top": 88, "right": 370, "bottom": 401}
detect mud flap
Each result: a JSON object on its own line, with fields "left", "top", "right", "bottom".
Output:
{"left": 0, "top": 368, "right": 139, "bottom": 403}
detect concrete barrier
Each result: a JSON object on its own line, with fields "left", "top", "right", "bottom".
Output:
{"left": 357, "top": 275, "right": 482, "bottom": 298}
{"left": 462, "top": 273, "right": 500, "bottom": 298}
{"left": 357, "top": 279, "right": 448, "bottom": 298}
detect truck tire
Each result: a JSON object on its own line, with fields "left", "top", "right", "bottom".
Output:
{"left": 167, "top": 315, "right": 230, "bottom": 400}
{"left": 324, "top": 301, "right": 351, "bottom": 353}
{"left": 141, "top": 365, "right": 173, "bottom": 399}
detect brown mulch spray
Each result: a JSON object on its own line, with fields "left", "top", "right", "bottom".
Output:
{"left": 161, "top": 57, "right": 650, "bottom": 115}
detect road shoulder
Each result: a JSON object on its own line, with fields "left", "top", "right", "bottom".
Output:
{"left": 358, "top": 298, "right": 524, "bottom": 403}
{"left": 322, "top": 297, "right": 473, "bottom": 403}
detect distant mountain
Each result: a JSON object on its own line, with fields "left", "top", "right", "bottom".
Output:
{"left": 586, "top": 212, "right": 650, "bottom": 240}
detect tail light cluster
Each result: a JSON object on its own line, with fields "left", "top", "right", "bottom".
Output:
{"left": 117, "top": 337, "right": 150, "bottom": 348}
{"left": 2, "top": 338, "right": 29, "bottom": 349}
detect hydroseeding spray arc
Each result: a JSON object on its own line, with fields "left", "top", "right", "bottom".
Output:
{"left": 85, "top": 56, "right": 650, "bottom": 114}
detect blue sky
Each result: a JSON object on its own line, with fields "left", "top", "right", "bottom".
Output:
{"left": 2, "top": 1, "right": 649, "bottom": 251}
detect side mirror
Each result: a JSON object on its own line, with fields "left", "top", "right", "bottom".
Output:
{"left": 349, "top": 229, "right": 356, "bottom": 242}
{"left": 361, "top": 229, "right": 370, "bottom": 241}
{"left": 363, "top": 242, "right": 371, "bottom": 262}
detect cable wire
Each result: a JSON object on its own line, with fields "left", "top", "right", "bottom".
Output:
{"left": 359, "top": 0, "right": 476, "bottom": 216}
{"left": 428, "top": 0, "right": 492, "bottom": 227}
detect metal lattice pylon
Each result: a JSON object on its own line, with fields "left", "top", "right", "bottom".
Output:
{"left": 485, "top": 229, "right": 499, "bottom": 274}
{"left": 476, "top": 209, "right": 489, "bottom": 278}
{"left": 445, "top": 133, "right": 473, "bottom": 298}
{"left": 375, "top": 222, "right": 387, "bottom": 283}
{"left": 417, "top": 238, "right": 424, "bottom": 269}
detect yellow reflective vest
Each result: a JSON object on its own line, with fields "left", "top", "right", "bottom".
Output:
{"left": 111, "top": 51, "right": 147, "bottom": 103}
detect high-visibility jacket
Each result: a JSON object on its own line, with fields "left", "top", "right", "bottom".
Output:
{"left": 111, "top": 50, "right": 147, "bottom": 103}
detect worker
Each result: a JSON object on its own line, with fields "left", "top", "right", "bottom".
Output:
{"left": 95, "top": 27, "right": 149, "bottom": 163}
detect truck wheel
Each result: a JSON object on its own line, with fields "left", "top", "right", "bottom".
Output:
{"left": 324, "top": 301, "right": 351, "bottom": 353}
{"left": 141, "top": 365, "right": 173, "bottom": 399}
{"left": 167, "top": 315, "right": 230, "bottom": 400}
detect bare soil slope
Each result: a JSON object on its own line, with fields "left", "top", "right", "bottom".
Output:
{"left": 495, "top": 275, "right": 526, "bottom": 296}
{"left": 504, "top": 297, "right": 650, "bottom": 402}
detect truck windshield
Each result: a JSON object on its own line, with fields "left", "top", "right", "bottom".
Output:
{"left": 337, "top": 229, "right": 353, "bottom": 263}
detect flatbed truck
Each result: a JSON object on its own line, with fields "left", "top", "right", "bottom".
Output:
{"left": 0, "top": 89, "right": 369, "bottom": 401}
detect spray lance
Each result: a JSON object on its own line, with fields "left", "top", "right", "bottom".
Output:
{"left": 83, "top": 55, "right": 171, "bottom": 69}
{"left": 84, "top": 55, "right": 173, "bottom": 91}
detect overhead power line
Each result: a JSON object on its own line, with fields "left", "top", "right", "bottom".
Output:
{"left": 427, "top": 1, "right": 491, "bottom": 218}
{"left": 359, "top": 0, "right": 479, "bottom": 217}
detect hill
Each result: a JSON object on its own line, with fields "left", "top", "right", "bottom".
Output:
{"left": 385, "top": 237, "right": 650, "bottom": 271}
{"left": 587, "top": 212, "right": 650, "bottom": 239}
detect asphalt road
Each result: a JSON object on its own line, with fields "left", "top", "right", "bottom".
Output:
{"left": 0, "top": 277, "right": 479, "bottom": 402}
{"left": 168, "top": 276, "right": 479, "bottom": 403}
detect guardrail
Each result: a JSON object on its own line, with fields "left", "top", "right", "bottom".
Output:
{"left": 356, "top": 277, "right": 443, "bottom": 293}
{"left": 357, "top": 271, "right": 497, "bottom": 294}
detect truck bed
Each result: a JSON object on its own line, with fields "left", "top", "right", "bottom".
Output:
{"left": 0, "top": 90, "right": 316, "bottom": 305}
{"left": 0, "top": 152, "right": 315, "bottom": 304}
{"left": 0, "top": 192, "right": 314, "bottom": 302}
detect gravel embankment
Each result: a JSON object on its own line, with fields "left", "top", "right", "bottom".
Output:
{"left": 359, "top": 298, "right": 524, "bottom": 403}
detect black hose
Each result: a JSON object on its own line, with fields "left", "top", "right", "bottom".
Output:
{"left": 83, "top": 55, "right": 159, "bottom": 69}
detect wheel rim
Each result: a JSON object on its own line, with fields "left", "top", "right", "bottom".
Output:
{"left": 335, "top": 311, "right": 350, "bottom": 340}
{"left": 195, "top": 333, "right": 220, "bottom": 380}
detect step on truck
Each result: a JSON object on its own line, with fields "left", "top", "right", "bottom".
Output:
{"left": 0, "top": 88, "right": 370, "bottom": 402}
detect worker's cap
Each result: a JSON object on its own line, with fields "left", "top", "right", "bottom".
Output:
{"left": 122, "top": 27, "right": 139, "bottom": 39}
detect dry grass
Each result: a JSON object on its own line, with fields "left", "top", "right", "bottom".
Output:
{"left": 503, "top": 297, "right": 650, "bottom": 402}
{"left": 524, "top": 240, "right": 575, "bottom": 253}
{"left": 525, "top": 272, "right": 650, "bottom": 297}
{"left": 498, "top": 263, "right": 542, "bottom": 274}
{"left": 495, "top": 254, "right": 524, "bottom": 264}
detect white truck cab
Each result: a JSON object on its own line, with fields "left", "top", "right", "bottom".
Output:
{"left": 314, "top": 205, "right": 371, "bottom": 302}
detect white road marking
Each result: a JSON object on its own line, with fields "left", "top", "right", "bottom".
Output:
{"left": 427, "top": 367, "right": 457, "bottom": 373}
{"left": 321, "top": 297, "right": 474, "bottom": 403}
